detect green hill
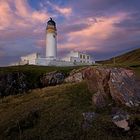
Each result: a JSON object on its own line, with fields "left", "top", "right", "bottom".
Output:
{"left": 99, "top": 48, "right": 140, "bottom": 65}
{"left": 0, "top": 81, "right": 139, "bottom": 140}
{"left": 0, "top": 65, "right": 140, "bottom": 140}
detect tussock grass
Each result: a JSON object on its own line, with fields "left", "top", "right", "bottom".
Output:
{"left": 0, "top": 82, "right": 139, "bottom": 140}
{"left": 0, "top": 82, "right": 94, "bottom": 140}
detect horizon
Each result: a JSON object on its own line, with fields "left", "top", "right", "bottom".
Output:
{"left": 0, "top": 0, "right": 140, "bottom": 66}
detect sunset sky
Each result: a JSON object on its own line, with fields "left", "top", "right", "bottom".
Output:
{"left": 0, "top": 0, "right": 140, "bottom": 66}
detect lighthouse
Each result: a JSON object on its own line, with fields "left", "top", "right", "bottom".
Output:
{"left": 46, "top": 18, "right": 57, "bottom": 59}
{"left": 19, "top": 18, "right": 95, "bottom": 66}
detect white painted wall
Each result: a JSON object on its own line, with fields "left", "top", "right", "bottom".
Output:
{"left": 36, "top": 58, "right": 74, "bottom": 66}
{"left": 62, "top": 51, "right": 95, "bottom": 64}
{"left": 46, "top": 32, "right": 57, "bottom": 59}
{"left": 21, "top": 53, "right": 38, "bottom": 65}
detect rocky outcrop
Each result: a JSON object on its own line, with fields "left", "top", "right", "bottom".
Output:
{"left": 0, "top": 72, "right": 29, "bottom": 97}
{"left": 66, "top": 66, "right": 140, "bottom": 108}
{"left": 84, "top": 67, "right": 140, "bottom": 107}
{"left": 0, "top": 71, "right": 66, "bottom": 97}
{"left": 64, "top": 68, "right": 86, "bottom": 83}
{"left": 40, "top": 71, "right": 66, "bottom": 86}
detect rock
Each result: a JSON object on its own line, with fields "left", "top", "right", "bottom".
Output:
{"left": 40, "top": 71, "right": 65, "bottom": 87}
{"left": 108, "top": 68, "right": 140, "bottom": 106}
{"left": 112, "top": 108, "right": 130, "bottom": 131}
{"left": 113, "top": 120, "right": 130, "bottom": 131}
{"left": 64, "top": 68, "right": 86, "bottom": 83}
{"left": 83, "top": 67, "right": 140, "bottom": 108}
{"left": 0, "top": 71, "right": 66, "bottom": 97}
{"left": 92, "top": 91, "right": 107, "bottom": 108}
{"left": 0, "top": 72, "right": 28, "bottom": 97}
{"left": 83, "top": 67, "right": 111, "bottom": 108}
{"left": 82, "top": 112, "right": 96, "bottom": 130}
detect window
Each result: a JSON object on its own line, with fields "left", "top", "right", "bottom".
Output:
{"left": 74, "top": 60, "right": 76, "bottom": 62}
{"left": 87, "top": 56, "right": 90, "bottom": 59}
{"left": 80, "top": 54, "right": 82, "bottom": 59}
{"left": 80, "top": 60, "right": 82, "bottom": 63}
{"left": 83, "top": 55, "right": 85, "bottom": 59}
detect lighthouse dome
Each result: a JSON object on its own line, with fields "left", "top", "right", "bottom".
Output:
{"left": 47, "top": 18, "right": 56, "bottom": 26}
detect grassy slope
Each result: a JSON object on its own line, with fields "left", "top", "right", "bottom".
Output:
{"left": 0, "top": 65, "right": 85, "bottom": 74}
{"left": 99, "top": 48, "right": 140, "bottom": 66}
{"left": 0, "top": 82, "right": 139, "bottom": 140}
{"left": 0, "top": 82, "right": 93, "bottom": 140}
{"left": 0, "top": 65, "right": 140, "bottom": 140}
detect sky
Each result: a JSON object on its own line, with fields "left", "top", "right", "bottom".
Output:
{"left": 0, "top": 0, "right": 140, "bottom": 66}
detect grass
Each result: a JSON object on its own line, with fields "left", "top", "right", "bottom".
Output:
{"left": 0, "top": 63, "right": 140, "bottom": 140}
{"left": 0, "top": 81, "right": 139, "bottom": 140}
{"left": 0, "top": 65, "right": 86, "bottom": 91}
{"left": 98, "top": 48, "right": 140, "bottom": 66}
{"left": 0, "top": 82, "right": 94, "bottom": 140}
{"left": 0, "top": 65, "right": 85, "bottom": 74}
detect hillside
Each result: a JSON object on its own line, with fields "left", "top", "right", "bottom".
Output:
{"left": 0, "top": 65, "right": 85, "bottom": 97}
{"left": 0, "top": 81, "right": 139, "bottom": 140}
{"left": 99, "top": 48, "right": 140, "bottom": 65}
{"left": 0, "top": 65, "right": 140, "bottom": 140}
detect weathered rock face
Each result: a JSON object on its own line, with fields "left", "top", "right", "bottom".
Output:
{"left": 108, "top": 68, "right": 140, "bottom": 107}
{"left": 40, "top": 71, "right": 66, "bottom": 87}
{"left": 83, "top": 67, "right": 111, "bottom": 108}
{"left": 0, "top": 71, "right": 66, "bottom": 97}
{"left": 66, "top": 66, "right": 140, "bottom": 108}
{"left": 64, "top": 68, "right": 85, "bottom": 83}
{"left": 0, "top": 72, "right": 29, "bottom": 97}
{"left": 83, "top": 67, "right": 140, "bottom": 107}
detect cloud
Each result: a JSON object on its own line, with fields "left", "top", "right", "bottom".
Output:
{"left": 0, "top": 0, "right": 140, "bottom": 65}
{"left": 0, "top": 0, "right": 49, "bottom": 30}
{"left": 46, "top": 1, "right": 72, "bottom": 16}
{"left": 58, "top": 13, "right": 127, "bottom": 52}
{"left": 0, "top": 0, "right": 49, "bottom": 66}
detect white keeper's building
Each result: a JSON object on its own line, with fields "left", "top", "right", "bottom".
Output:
{"left": 18, "top": 18, "right": 95, "bottom": 66}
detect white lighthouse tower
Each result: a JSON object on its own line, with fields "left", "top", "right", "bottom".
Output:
{"left": 19, "top": 18, "right": 95, "bottom": 66}
{"left": 46, "top": 18, "right": 57, "bottom": 60}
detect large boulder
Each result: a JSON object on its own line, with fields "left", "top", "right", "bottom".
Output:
{"left": 83, "top": 67, "right": 111, "bottom": 108}
{"left": 108, "top": 68, "right": 140, "bottom": 107}
{"left": 64, "top": 68, "right": 86, "bottom": 83}
{"left": 40, "top": 71, "right": 65, "bottom": 87}
{"left": 83, "top": 67, "right": 140, "bottom": 107}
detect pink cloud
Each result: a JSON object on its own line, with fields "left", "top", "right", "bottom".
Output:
{"left": 0, "top": 0, "right": 49, "bottom": 30}
{"left": 0, "top": 0, "right": 14, "bottom": 29}
{"left": 47, "top": 1, "right": 72, "bottom": 16}
{"left": 58, "top": 13, "right": 127, "bottom": 52}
